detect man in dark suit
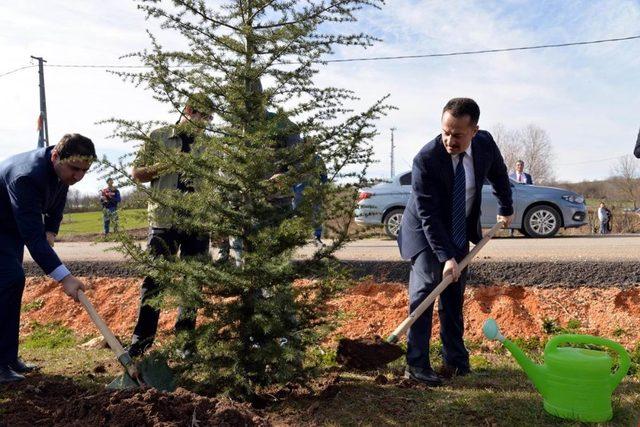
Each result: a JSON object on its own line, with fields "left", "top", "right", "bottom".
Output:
{"left": 397, "top": 98, "right": 513, "bottom": 386}
{"left": 633, "top": 127, "right": 640, "bottom": 158}
{"left": 0, "top": 134, "right": 96, "bottom": 383}
{"left": 509, "top": 160, "right": 533, "bottom": 184}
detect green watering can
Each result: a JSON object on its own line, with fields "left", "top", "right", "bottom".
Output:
{"left": 483, "top": 319, "right": 631, "bottom": 423}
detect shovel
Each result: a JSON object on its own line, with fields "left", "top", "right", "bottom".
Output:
{"left": 77, "top": 290, "right": 175, "bottom": 391}
{"left": 336, "top": 221, "right": 505, "bottom": 370}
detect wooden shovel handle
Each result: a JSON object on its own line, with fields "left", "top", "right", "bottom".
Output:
{"left": 77, "top": 290, "right": 140, "bottom": 380}
{"left": 387, "top": 221, "right": 504, "bottom": 343}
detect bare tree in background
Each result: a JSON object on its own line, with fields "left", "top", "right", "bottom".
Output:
{"left": 492, "top": 123, "right": 522, "bottom": 172}
{"left": 519, "top": 124, "right": 555, "bottom": 184}
{"left": 491, "top": 123, "right": 555, "bottom": 184}
{"left": 611, "top": 155, "right": 639, "bottom": 208}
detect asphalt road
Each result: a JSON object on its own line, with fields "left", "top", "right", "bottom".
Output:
{"left": 26, "top": 234, "right": 640, "bottom": 263}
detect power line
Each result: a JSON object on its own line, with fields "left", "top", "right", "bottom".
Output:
{"left": 2, "top": 33, "right": 639, "bottom": 78}
{"left": 0, "top": 64, "right": 37, "bottom": 78}
{"left": 320, "top": 34, "right": 640, "bottom": 63}
{"left": 47, "top": 64, "right": 159, "bottom": 69}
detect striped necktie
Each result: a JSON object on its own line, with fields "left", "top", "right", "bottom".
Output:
{"left": 452, "top": 152, "right": 467, "bottom": 250}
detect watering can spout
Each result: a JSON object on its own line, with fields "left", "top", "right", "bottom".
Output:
{"left": 483, "top": 319, "right": 546, "bottom": 394}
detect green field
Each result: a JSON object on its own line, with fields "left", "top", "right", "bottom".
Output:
{"left": 58, "top": 209, "right": 147, "bottom": 236}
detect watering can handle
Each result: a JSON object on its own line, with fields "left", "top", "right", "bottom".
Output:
{"left": 546, "top": 334, "right": 631, "bottom": 391}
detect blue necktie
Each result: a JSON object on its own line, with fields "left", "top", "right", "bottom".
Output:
{"left": 452, "top": 152, "right": 467, "bottom": 250}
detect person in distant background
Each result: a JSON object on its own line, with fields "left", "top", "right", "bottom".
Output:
{"left": 99, "top": 178, "right": 121, "bottom": 235}
{"left": 509, "top": 160, "right": 533, "bottom": 184}
{"left": 597, "top": 202, "right": 611, "bottom": 235}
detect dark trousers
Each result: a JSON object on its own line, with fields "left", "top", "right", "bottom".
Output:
{"left": 131, "top": 227, "right": 210, "bottom": 349}
{"left": 406, "top": 247, "right": 469, "bottom": 370}
{"left": 0, "top": 232, "right": 26, "bottom": 365}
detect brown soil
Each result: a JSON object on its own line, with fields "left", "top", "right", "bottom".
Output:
{"left": 20, "top": 277, "right": 172, "bottom": 339}
{"left": 21, "top": 278, "right": 640, "bottom": 348}
{"left": 14, "top": 274, "right": 640, "bottom": 425}
{"left": 0, "top": 375, "right": 268, "bottom": 426}
{"left": 327, "top": 280, "right": 640, "bottom": 348}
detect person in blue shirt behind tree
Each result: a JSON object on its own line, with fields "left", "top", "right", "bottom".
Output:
{"left": 100, "top": 178, "right": 121, "bottom": 235}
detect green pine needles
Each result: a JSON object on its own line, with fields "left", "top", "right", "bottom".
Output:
{"left": 104, "top": 0, "right": 392, "bottom": 398}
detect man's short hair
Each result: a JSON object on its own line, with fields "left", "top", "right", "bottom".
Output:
{"left": 516, "top": 160, "right": 524, "bottom": 165}
{"left": 185, "top": 92, "right": 215, "bottom": 115}
{"left": 442, "top": 98, "right": 480, "bottom": 125}
{"left": 54, "top": 134, "right": 97, "bottom": 161}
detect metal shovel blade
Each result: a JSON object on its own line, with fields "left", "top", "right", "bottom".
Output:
{"left": 107, "top": 354, "right": 176, "bottom": 392}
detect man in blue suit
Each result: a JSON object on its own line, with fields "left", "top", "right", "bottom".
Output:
{"left": 0, "top": 134, "right": 96, "bottom": 383}
{"left": 509, "top": 160, "right": 533, "bottom": 184}
{"left": 398, "top": 98, "right": 513, "bottom": 386}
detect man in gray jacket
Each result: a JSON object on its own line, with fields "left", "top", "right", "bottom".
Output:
{"left": 127, "top": 94, "right": 214, "bottom": 358}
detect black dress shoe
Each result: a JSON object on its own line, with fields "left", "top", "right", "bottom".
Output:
{"left": 126, "top": 341, "right": 151, "bottom": 358}
{"left": 0, "top": 366, "right": 25, "bottom": 384}
{"left": 9, "top": 357, "right": 38, "bottom": 373}
{"left": 404, "top": 366, "right": 443, "bottom": 386}
{"left": 439, "top": 364, "right": 471, "bottom": 379}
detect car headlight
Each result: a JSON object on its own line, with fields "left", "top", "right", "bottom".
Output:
{"left": 562, "top": 194, "right": 585, "bottom": 204}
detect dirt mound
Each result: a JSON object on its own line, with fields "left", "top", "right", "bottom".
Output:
{"left": 328, "top": 281, "right": 640, "bottom": 348}
{"left": 19, "top": 277, "right": 640, "bottom": 352}
{"left": 21, "top": 277, "right": 176, "bottom": 339}
{"left": 0, "top": 375, "right": 268, "bottom": 427}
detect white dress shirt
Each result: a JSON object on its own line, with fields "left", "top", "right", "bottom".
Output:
{"left": 451, "top": 145, "right": 475, "bottom": 217}
{"left": 516, "top": 172, "right": 525, "bottom": 183}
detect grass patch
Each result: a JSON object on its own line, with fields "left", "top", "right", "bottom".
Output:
{"left": 21, "top": 298, "right": 44, "bottom": 313}
{"left": 10, "top": 338, "right": 640, "bottom": 426}
{"left": 58, "top": 208, "right": 147, "bottom": 236}
{"left": 22, "top": 322, "right": 76, "bottom": 349}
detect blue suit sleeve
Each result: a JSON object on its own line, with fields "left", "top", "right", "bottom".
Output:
{"left": 8, "top": 176, "right": 63, "bottom": 274}
{"left": 412, "top": 155, "right": 457, "bottom": 263}
{"left": 44, "top": 187, "right": 68, "bottom": 235}
{"left": 485, "top": 136, "right": 514, "bottom": 216}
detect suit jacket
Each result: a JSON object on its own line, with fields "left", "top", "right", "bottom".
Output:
{"left": 398, "top": 130, "right": 513, "bottom": 262}
{"left": 0, "top": 146, "right": 68, "bottom": 274}
{"left": 634, "top": 127, "right": 640, "bottom": 158}
{"left": 509, "top": 171, "right": 533, "bottom": 184}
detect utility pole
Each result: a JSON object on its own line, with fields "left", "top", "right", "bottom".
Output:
{"left": 390, "top": 127, "right": 396, "bottom": 179}
{"left": 31, "top": 56, "right": 49, "bottom": 148}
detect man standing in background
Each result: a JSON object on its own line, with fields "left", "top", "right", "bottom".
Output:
{"left": 509, "top": 160, "right": 533, "bottom": 184}
{"left": 100, "top": 177, "right": 121, "bottom": 235}
{"left": 127, "top": 94, "right": 214, "bottom": 358}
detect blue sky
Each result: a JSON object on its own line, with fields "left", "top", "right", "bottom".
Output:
{"left": 1, "top": 0, "right": 639, "bottom": 195}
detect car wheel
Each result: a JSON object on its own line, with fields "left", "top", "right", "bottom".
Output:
{"left": 383, "top": 208, "right": 404, "bottom": 239}
{"left": 523, "top": 205, "right": 561, "bottom": 238}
